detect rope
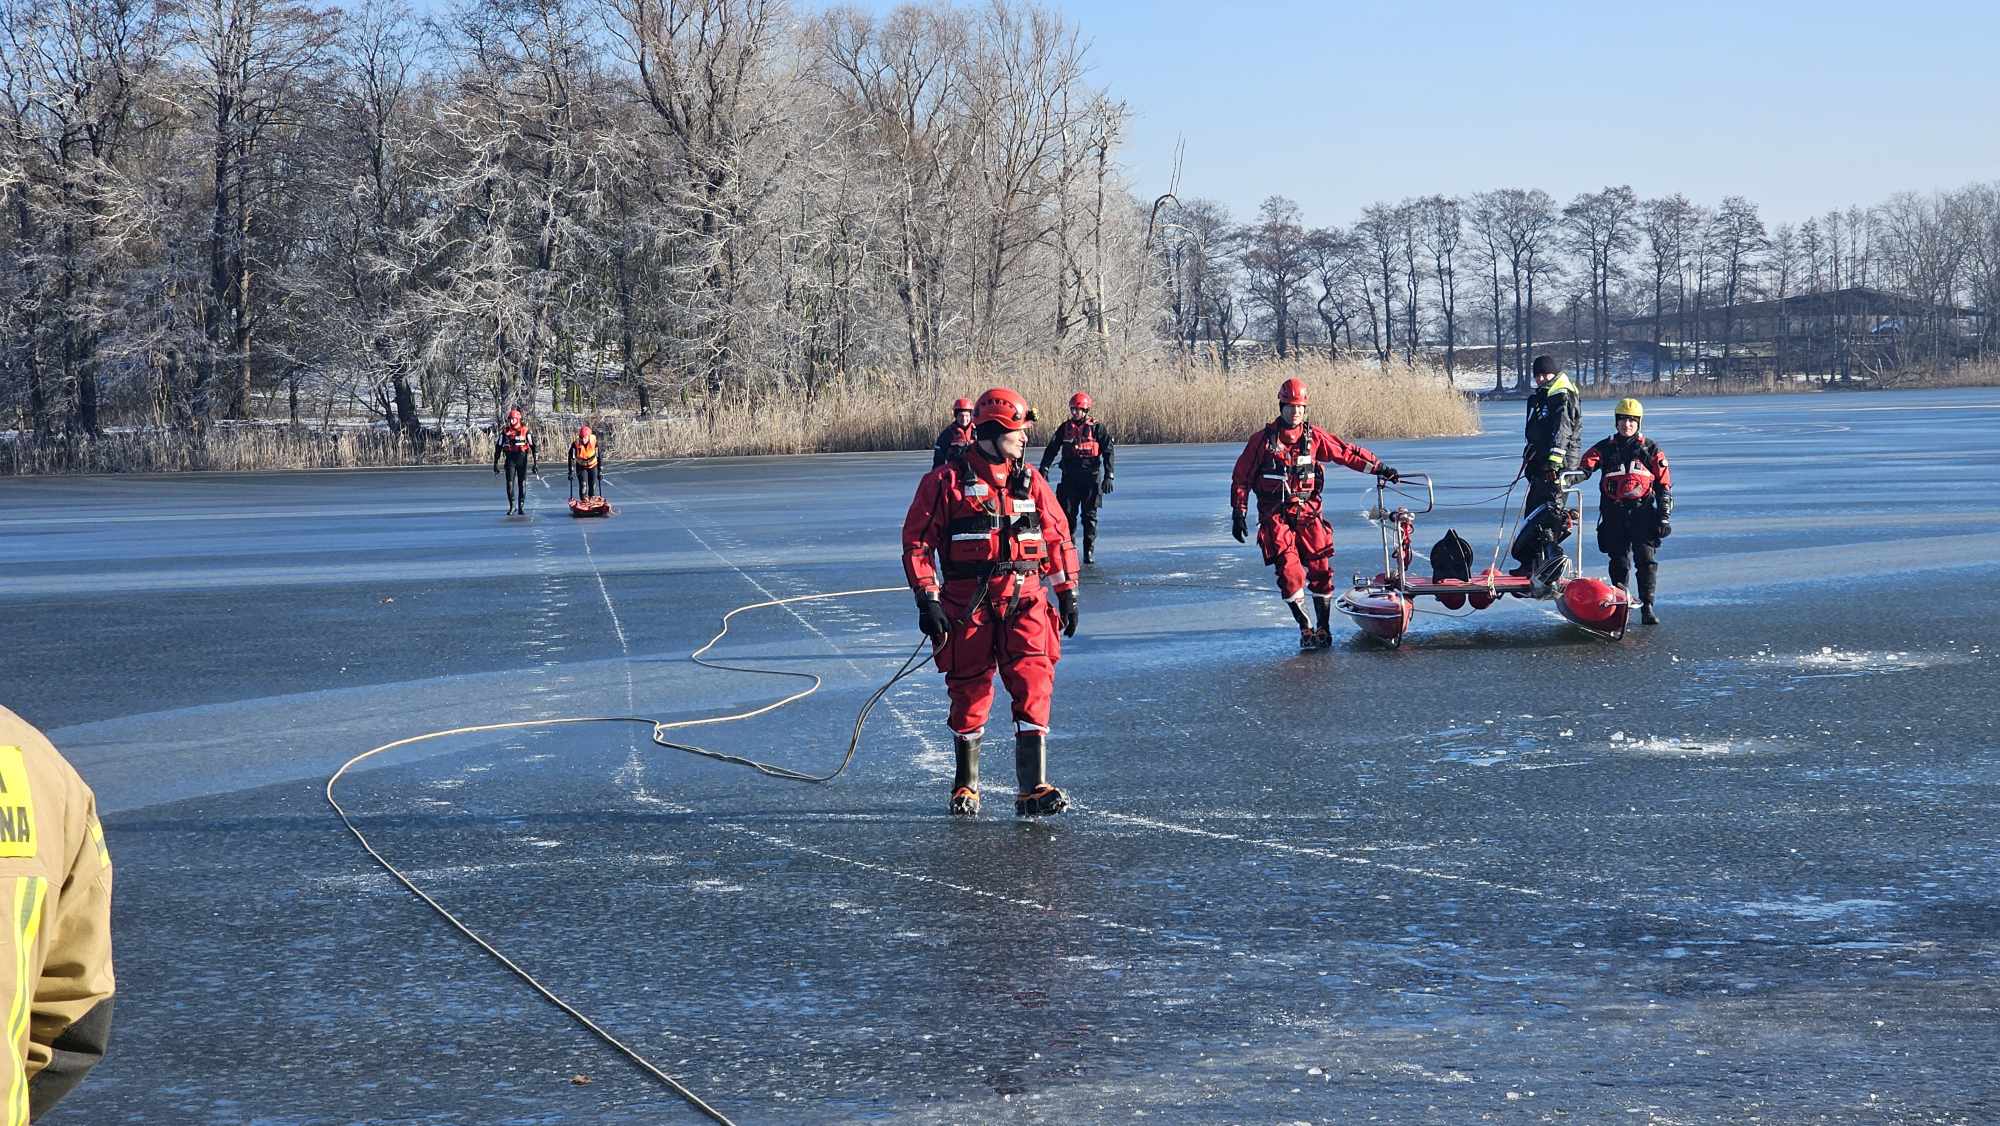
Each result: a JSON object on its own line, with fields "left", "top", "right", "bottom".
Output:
{"left": 326, "top": 584, "right": 932, "bottom": 1125}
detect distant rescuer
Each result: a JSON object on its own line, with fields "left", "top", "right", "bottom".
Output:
{"left": 1038, "top": 391, "right": 1116, "bottom": 564}
{"left": 1230, "top": 377, "right": 1399, "bottom": 650}
{"left": 1511, "top": 354, "right": 1582, "bottom": 580}
{"left": 932, "top": 397, "right": 977, "bottom": 468}
{"left": 568, "top": 425, "right": 602, "bottom": 500}
{"left": 902, "top": 386, "right": 1080, "bottom": 819}
{"left": 0, "top": 706, "right": 115, "bottom": 1121}
{"left": 492, "top": 408, "right": 538, "bottom": 516}
{"left": 1576, "top": 398, "right": 1673, "bottom": 625}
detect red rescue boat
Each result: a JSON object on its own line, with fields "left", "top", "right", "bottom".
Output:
{"left": 568, "top": 496, "right": 613, "bottom": 518}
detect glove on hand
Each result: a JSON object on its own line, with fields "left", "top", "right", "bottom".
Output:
{"left": 916, "top": 593, "right": 951, "bottom": 639}
{"left": 1101, "top": 477, "right": 1114, "bottom": 495}
{"left": 1057, "top": 588, "right": 1078, "bottom": 637}
{"left": 1656, "top": 519, "right": 1672, "bottom": 540}
{"left": 1231, "top": 509, "right": 1248, "bottom": 544}
{"left": 1374, "top": 463, "right": 1400, "bottom": 483}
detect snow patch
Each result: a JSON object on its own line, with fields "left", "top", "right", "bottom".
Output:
{"left": 1733, "top": 896, "right": 1899, "bottom": 921}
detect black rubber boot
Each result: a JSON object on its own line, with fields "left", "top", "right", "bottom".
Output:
{"left": 1014, "top": 731, "right": 1067, "bottom": 817}
{"left": 949, "top": 732, "right": 981, "bottom": 816}
{"left": 1082, "top": 538, "right": 1095, "bottom": 565}
{"left": 1637, "top": 562, "right": 1659, "bottom": 624}
{"left": 1311, "top": 595, "right": 1333, "bottom": 648}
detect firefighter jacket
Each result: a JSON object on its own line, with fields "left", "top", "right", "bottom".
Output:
{"left": 493, "top": 423, "right": 535, "bottom": 465}
{"left": 1579, "top": 433, "right": 1673, "bottom": 509}
{"left": 932, "top": 423, "right": 974, "bottom": 469}
{"left": 0, "top": 706, "right": 113, "bottom": 1123}
{"left": 1522, "top": 374, "right": 1581, "bottom": 470}
{"left": 1229, "top": 422, "right": 1381, "bottom": 516}
{"left": 903, "top": 446, "right": 1078, "bottom": 597}
{"left": 1038, "top": 419, "right": 1116, "bottom": 484}
{"left": 569, "top": 438, "right": 600, "bottom": 472}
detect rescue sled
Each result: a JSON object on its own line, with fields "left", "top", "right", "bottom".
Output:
{"left": 567, "top": 496, "right": 613, "bottom": 518}
{"left": 1334, "top": 472, "right": 1630, "bottom": 647}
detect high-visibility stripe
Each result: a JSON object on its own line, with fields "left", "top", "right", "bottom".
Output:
{"left": 89, "top": 820, "right": 110, "bottom": 869}
{"left": 4, "top": 877, "right": 46, "bottom": 1126}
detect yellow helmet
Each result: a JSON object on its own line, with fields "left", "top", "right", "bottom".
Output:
{"left": 1614, "top": 398, "right": 1644, "bottom": 421}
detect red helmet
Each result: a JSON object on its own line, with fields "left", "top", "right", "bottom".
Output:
{"left": 1278, "top": 378, "right": 1308, "bottom": 406}
{"left": 507, "top": 408, "right": 523, "bottom": 423}
{"left": 951, "top": 397, "right": 974, "bottom": 413}
{"left": 578, "top": 425, "right": 592, "bottom": 441}
{"left": 972, "top": 386, "right": 1032, "bottom": 431}
{"left": 1069, "top": 391, "right": 1093, "bottom": 411}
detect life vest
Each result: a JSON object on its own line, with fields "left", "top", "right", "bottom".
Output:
{"left": 1597, "top": 436, "right": 1662, "bottom": 503}
{"left": 1253, "top": 425, "right": 1322, "bottom": 508}
{"left": 939, "top": 454, "right": 1046, "bottom": 580}
{"left": 942, "top": 423, "right": 974, "bottom": 455}
{"left": 1060, "top": 419, "right": 1101, "bottom": 460}
{"left": 500, "top": 423, "right": 532, "bottom": 454}
{"left": 572, "top": 438, "right": 598, "bottom": 468}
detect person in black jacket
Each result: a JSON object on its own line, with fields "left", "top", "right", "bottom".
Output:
{"left": 932, "top": 398, "right": 976, "bottom": 468}
{"left": 1510, "top": 355, "right": 1581, "bottom": 579}
{"left": 1039, "top": 391, "right": 1116, "bottom": 563}
{"left": 1576, "top": 398, "right": 1673, "bottom": 624}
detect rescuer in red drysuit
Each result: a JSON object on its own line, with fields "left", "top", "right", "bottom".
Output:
{"left": 903, "top": 386, "right": 1080, "bottom": 818}
{"left": 932, "top": 398, "right": 976, "bottom": 468}
{"left": 1575, "top": 397, "right": 1673, "bottom": 625}
{"left": 1230, "top": 377, "right": 1399, "bottom": 650}
{"left": 1038, "top": 391, "right": 1116, "bottom": 564}
{"left": 491, "top": 408, "right": 538, "bottom": 515}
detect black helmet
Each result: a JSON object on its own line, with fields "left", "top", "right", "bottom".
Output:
{"left": 1531, "top": 354, "right": 1560, "bottom": 377}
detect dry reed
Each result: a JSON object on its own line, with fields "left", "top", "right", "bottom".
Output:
{"left": 3, "top": 356, "right": 1479, "bottom": 475}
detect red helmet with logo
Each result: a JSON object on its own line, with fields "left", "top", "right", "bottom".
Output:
{"left": 578, "top": 425, "right": 592, "bottom": 441}
{"left": 507, "top": 408, "right": 523, "bottom": 422}
{"left": 1069, "top": 391, "right": 1093, "bottom": 411}
{"left": 972, "top": 387, "right": 1032, "bottom": 431}
{"left": 951, "top": 397, "right": 974, "bottom": 413}
{"left": 1278, "top": 378, "right": 1308, "bottom": 406}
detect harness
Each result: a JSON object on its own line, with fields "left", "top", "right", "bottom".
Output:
{"left": 1060, "top": 420, "right": 1101, "bottom": 461}
{"left": 572, "top": 439, "right": 598, "bottom": 469}
{"left": 1598, "top": 436, "right": 1660, "bottom": 504}
{"left": 940, "top": 453, "right": 1045, "bottom": 585}
{"left": 1255, "top": 425, "right": 1322, "bottom": 511}
{"left": 500, "top": 424, "right": 532, "bottom": 454}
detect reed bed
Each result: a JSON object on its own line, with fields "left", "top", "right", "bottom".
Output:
{"left": 3, "top": 356, "right": 1479, "bottom": 475}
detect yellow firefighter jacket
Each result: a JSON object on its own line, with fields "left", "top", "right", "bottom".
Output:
{"left": 0, "top": 706, "right": 113, "bottom": 1123}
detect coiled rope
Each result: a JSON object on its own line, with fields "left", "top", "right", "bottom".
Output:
{"left": 326, "top": 585, "right": 933, "bottom": 1124}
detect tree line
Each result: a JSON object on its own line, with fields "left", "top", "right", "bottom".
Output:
{"left": 8, "top": 0, "right": 1999, "bottom": 444}
{"left": 1159, "top": 185, "right": 2000, "bottom": 391}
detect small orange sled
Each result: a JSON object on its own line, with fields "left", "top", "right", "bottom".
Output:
{"left": 567, "top": 496, "right": 613, "bottom": 518}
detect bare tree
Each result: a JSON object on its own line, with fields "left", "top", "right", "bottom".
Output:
{"left": 1711, "top": 195, "right": 1765, "bottom": 375}
{"left": 1240, "top": 194, "right": 1311, "bottom": 359}
{"left": 1561, "top": 184, "right": 1635, "bottom": 385}
{"left": 1418, "top": 195, "right": 1460, "bottom": 376}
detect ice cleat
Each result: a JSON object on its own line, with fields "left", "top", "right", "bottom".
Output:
{"left": 1015, "top": 784, "right": 1068, "bottom": 818}
{"left": 948, "top": 786, "right": 981, "bottom": 816}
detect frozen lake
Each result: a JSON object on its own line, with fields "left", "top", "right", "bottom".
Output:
{"left": 3, "top": 388, "right": 1995, "bottom": 1124}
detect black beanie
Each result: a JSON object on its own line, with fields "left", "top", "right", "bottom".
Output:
{"left": 1532, "top": 354, "right": 1560, "bottom": 377}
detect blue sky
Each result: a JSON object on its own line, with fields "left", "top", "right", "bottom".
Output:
{"left": 853, "top": 0, "right": 1999, "bottom": 228}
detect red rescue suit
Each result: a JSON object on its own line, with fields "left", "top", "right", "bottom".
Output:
{"left": 1230, "top": 422, "right": 1382, "bottom": 599}
{"left": 903, "top": 446, "right": 1079, "bottom": 735}
{"left": 1577, "top": 432, "right": 1672, "bottom": 503}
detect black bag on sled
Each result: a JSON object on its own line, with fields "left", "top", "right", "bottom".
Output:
{"left": 1429, "top": 529, "right": 1474, "bottom": 582}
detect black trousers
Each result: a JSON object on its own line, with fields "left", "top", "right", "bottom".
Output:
{"left": 1511, "top": 469, "right": 1571, "bottom": 572}
{"left": 1598, "top": 501, "right": 1661, "bottom": 603}
{"left": 576, "top": 465, "right": 600, "bottom": 498}
{"left": 503, "top": 453, "right": 529, "bottom": 506}
{"left": 1057, "top": 477, "right": 1101, "bottom": 551}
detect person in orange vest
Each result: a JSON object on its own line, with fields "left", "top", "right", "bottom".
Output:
{"left": 1038, "top": 391, "right": 1115, "bottom": 564}
{"left": 491, "top": 408, "right": 538, "bottom": 515}
{"left": 932, "top": 398, "right": 976, "bottom": 468}
{"left": 1230, "top": 377, "right": 1399, "bottom": 649}
{"left": 0, "top": 705, "right": 116, "bottom": 1121}
{"left": 568, "top": 425, "right": 603, "bottom": 500}
{"left": 1575, "top": 398, "right": 1673, "bottom": 624}
{"left": 903, "top": 386, "right": 1080, "bottom": 818}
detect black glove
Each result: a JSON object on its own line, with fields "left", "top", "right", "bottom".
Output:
{"left": 492, "top": 464, "right": 500, "bottom": 474}
{"left": 916, "top": 593, "right": 951, "bottom": 638}
{"left": 1656, "top": 519, "right": 1672, "bottom": 540}
{"left": 1374, "top": 463, "right": 1400, "bottom": 483}
{"left": 1231, "top": 509, "right": 1248, "bottom": 544}
{"left": 1057, "top": 588, "right": 1078, "bottom": 637}
{"left": 1101, "top": 476, "right": 1114, "bottom": 495}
